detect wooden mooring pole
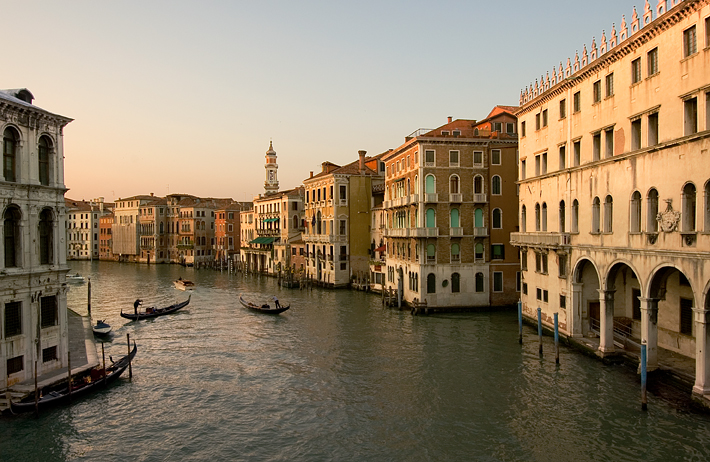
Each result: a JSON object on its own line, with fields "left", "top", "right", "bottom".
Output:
{"left": 87, "top": 277, "right": 92, "bottom": 317}
{"left": 127, "top": 333, "right": 133, "bottom": 379}
{"left": 554, "top": 312, "right": 560, "bottom": 365}
{"left": 641, "top": 343, "right": 648, "bottom": 411}
{"left": 537, "top": 307, "right": 543, "bottom": 358}
{"left": 517, "top": 299, "right": 523, "bottom": 344}
{"left": 67, "top": 351, "right": 72, "bottom": 402}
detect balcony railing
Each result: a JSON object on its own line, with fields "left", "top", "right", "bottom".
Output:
{"left": 474, "top": 227, "right": 488, "bottom": 237}
{"left": 510, "top": 232, "right": 571, "bottom": 247}
{"left": 425, "top": 193, "right": 438, "bottom": 203}
{"left": 473, "top": 193, "right": 487, "bottom": 203}
{"left": 385, "top": 228, "right": 410, "bottom": 238}
{"left": 450, "top": 227, "right": 463, "bottom": 237}
{"left": 449, "top": 193, "right": 463, "bottom": 203}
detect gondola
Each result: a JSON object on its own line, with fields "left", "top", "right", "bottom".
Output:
{"left": 239, "top": 294, "right": 290, "bottom": 314}
{"left": 9, "top": 342, "right": 137, "bottom": 414}
{"left": 120, "top": 294, "right": 191, "bottom": 320}
{"left": 173, "top": 278, "right": 195, "bottom": 291}
{"left": 92, "top": 319, "right": 112, "bottom": 336}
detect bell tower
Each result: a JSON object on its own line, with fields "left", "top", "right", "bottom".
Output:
{"left": 264, "top": 141, "right": 279, "bottom": 195}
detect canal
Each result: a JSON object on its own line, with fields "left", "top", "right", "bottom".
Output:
{"left": 2, "top": 261, "right": 710, "bottom": 462}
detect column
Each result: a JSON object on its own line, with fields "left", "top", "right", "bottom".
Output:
{"left": 693, "top": 308, "right": 710, "bottom": 396}
{"left": 569, "top": 282, "right": 584, "bottom": 337}
{"left": 598, "top": 289, "right": 615, "bottom": 355}
{"left": 639, "top": 297, "right": 659, "bottom": 371}
{"left": 52, "top": 219, "right": 60, "bottom": 266}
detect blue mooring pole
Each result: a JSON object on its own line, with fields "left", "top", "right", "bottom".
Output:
{"left": 537, "top": 307, "right": 543, "bottom": 357}
{"left": 554, "top": 313, "right": 560, "bottom": 365}
{"left": 518, "top": 299, "right": 523, "bottom": 344}
{"left": 641, "top": 343, "right": 648, "bottom": 411}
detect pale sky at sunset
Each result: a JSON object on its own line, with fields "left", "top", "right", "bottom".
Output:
{"left": 4, "top": 0, "right": 644, "bottom": 202}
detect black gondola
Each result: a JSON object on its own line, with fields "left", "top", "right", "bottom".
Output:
{"left": 9, "top": 342, "right": 137, "bottom": 414}
{"left": 239, "top": 294, "right": 290, "bottom": 314}
{"left": 120, "top": 295, "right": 191, "bottom": 320}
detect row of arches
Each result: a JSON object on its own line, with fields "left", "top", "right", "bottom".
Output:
{"left": 3, "top": 205, "right": 55, "bottom": 268}
{"left": 389, "top": 207, "right": 503, "bottom": 229}
{"left": 3, "top": 127, "right": 55, "bottom": 186}
{"left": 387, "top": 174, "right": 503, "bottom": 200}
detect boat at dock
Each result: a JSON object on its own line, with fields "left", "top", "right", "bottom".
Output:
{"left": 92, "top": 319, "right": 112, "bottom": 336}
{"left": 120, "top": 295, "right": 191, "bottom": 320}
{"left": 239, "top": 294, "right": 290, "bottom": 314}
{"left": 67, "top": 273, "right": 85, "bottom": 283}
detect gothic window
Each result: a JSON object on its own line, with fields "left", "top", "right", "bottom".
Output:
{"left": 535, "top": 203, "right": 541, "bottom": 231}
{"left": 4, "top": 206, "right": 21, "bottom": 267}
{"left": 3, "top": 127, "right": 18, "bottom": 182}
{"left": 630, "top": 191, "right": 642, "bottom": 233}
{"left": 521, "top": 205, "right": 527, "bottom": 232}
{"left": 682, "top": 183, "right": 697, "bottom": 232}
{"left": 559, "top": 200, "right": 566, "bottom": 233}
{"left": 39, "top": 208, "right": 53, "bottom": 265}
{"left": 647, "top": 188, "right": 659, "bottom": 233}
{"left": 572, "top": 199, "right": 579, "bottom": 233}
{"left": 592, "top": 197, "right": 601, "bottom": 233}
{"left": 541, "top": 203, "right": 548, "bottom": 231}
{"left": 604, "top": 195, "right": 614, "bottom": 233}
{"left": 38, "top": 136, "right": 51, "bottom": 186}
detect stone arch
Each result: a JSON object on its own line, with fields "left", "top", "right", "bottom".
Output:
{"left": 571, "top": 257, "right": 601, "bottom": 337}
{"left": 605, "top": 260, "right": 644, "bottom": 332}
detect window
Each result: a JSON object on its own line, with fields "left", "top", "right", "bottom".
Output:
{"left": 542, "top": 109, "right": 548, "bottom": 127}
{"left": 450, "top": 208, "right": 460, "bottom": 227}
{"left": 683, "top": 25, "right": 697, "bottom": 58}
{"left": 592, "top": 197, "right": 601, "bottom": 234}
{"left": 559, "top": 144, "right": 566, "bottom": 170}
{"left": 491, "top": 244, "right": 505, "bottom": 260}
{"left": 535, "top": 113, "right": 541, "bottom": 130}
{"left": 38, "top": 136, "right": 50, "bottom": 186}
{"left": 685, "top": 97, "right": 698, "bottom": 136}
{"left": 631, "top": 191, "right": 642, "bottom": 233}
{"left": 705, "top": 181, "right": 710, "bottom": 233}
{"left": 3, "top": 127, "right": 17, "bottom": 182}
{"left": 680, "top": 297, "right": 694, "bottom": 335}
{"left": 573, "top": 140, "right": 581, "bottom": 167}
{"left": 520, "top": 159, "right": 526, "bottom": 180}
{"left": 631, "top": 58, "right": 642, "bottom": 84}
{"left": 474, "top": 175, "right": 484, "bottom": 194}
{"left": 453, "top": 130, "right": 461, "bottom": 137}
{"left": 492, "top": 176, "right": 502, "bottom": 195}
{"left": 631, "top": 119, "right": 642, "bottom": 150}
{"left": 605, "top": 127, "right": 614, "bottom": 158}
{"left": 535, "top": 155, "right": 541, "bottom": 176}
{"left": 475, "top": 243, "right": 484, "bottom": 261}
{"left": 475, "top": 273, "right": 484, "bottom": 292}
{"left": 473, "top": 151, "right": 483, "bottom": 166}
{"left": 560, "top": 295, "right": 567, "bottom": 309}
{"left": 506, "top": 123, "right": 515, "bottom": 134}
{"left": 39, "top": 209, "right": 53, "bottom": 265}
{"left": 523, "top": 283, "right": 528, "bottom": 295}
{"left": 425, "top": 150, "right": 435, "bottom": 166}
{"left": 521, "top": 250, "right": 528, "bottom": 271}
{"left": 493, "top": 272, "right": 503, "bottom": 292}
{"left": 605, "top": 73, "right": 614, "bottom": 98}
{"left": 541, "top": 202, "right": 547, "bottom": 231}
{"left": 707, "top": 16, "right": 710, "bottom": 48}
{"left": 593, "top": 80, "right": 601, "bottom": 103}
{"left": 535, "top": 203, "right": 541, "bottom": 231}
{"left": 647, "top": 188, "right": 659, "bottom": 233}
{"left": 604, "top": 195, "right": 613, "bottom": 233}
{"left": 573, "top": 91, "right": 581, "bottom": 113}
{"left": 43, "top": 346, "right": 57, "bottom": 363}
{"left": 647, "top": 47, "right": 658, "bottom": 76}
{"left": 559, "top": 99, "right": 566, "bottom": 119}
{"left": 516, "top": 272, "right": 521, "bottom": 292}
{"left": 648, "top": 112, "right": 659, "bottom": 146}
{"left": 449, "top": 150, "right": 459, "bottom": 167}
{"left": 4, "top": 206, "right": 20, "bottom": 268}
{"left": 559, "top": 200, "right": 566, "bottom": 233}
{"left": 682, "top": 183, "right": 697, "bottom": 232}
{"left": 40, "top": 295, "right": 58, "bottom": 328}
{"left": 427, "top": 273, "right": 436, "bottom": 293}
{"left": 521, "top": 121, "right": 526, "bottom": 137}
{"left": 427, "top": 244, "right": 436, "bottom": 263}
{"left": 521, "top": 205, "right": 527, "bottom": 232}
{"left": 451, "top": 244, "right": 460, "bottom": 262}
{"left": 492, "top": 208, "right": 502, "bottom": 229}
{"left": 558, "top": 254, "right": 568, "bottom": 278}
{"left": 536, "top": 287, "right": 542, "bottom": 301}
{"left": 491, "top": 149, "right": 501, "bottom": 165}
{"left": 593, "top": 132, "right": 601, "bottom": 161}
{"left": 339, "top": 220, "right": 346, "bottom": 235}
{"left": 426, "top": 208, "right": 436, "bottom": 228}
{"left": 7, "top": 356, "right": 23, "bottom": 375}
{"left": 452, "top": 272, "right": 460, "bottom": 293}
{"left": 450, "top": 175, "right": 460, "bottom": 195}
{"left": 339, "top": 185, "right": 347, "bottom": 201}
{"left": 4, "top": 301, "right": 21, "bottom": 337}
{"left": 425, "top": 175, "right": 436, "bottom": 194}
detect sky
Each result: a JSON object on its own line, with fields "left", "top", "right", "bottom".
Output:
{"left": 3, "top": 0, "right": 646, "bottom": 203}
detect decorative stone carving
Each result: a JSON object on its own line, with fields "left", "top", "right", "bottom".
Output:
{"left": 657, "top": 199, "right": 680, "bottom": 232}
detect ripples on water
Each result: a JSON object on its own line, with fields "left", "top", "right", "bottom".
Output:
{"left": 2, "top": 261, "right": 710, "bottom": 462}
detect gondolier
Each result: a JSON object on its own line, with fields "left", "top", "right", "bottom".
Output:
{"left": 134, "top": 299, "right": 142, "bottom": 317}
{"left": 273, "top": 296, "right": 281, "bottom": 309}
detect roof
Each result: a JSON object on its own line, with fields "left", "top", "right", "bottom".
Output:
{"left": 305, "top": 156, "right": 379, "bottom": 182}
{"left": 0, "top": 88, "right": 73, "bottom": 124}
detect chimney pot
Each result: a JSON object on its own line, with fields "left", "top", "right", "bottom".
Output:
{"left": 310, "top": 171, "right": 313, "bottom": 178}
{"left": 447, "top": 116, "right": 453, "bottom": 123}
{"left": 358, "top": 150, "right": 367, "bottom": 174}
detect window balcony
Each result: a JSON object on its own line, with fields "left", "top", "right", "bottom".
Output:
{"left": 384, "top": 228, "right": 410, "bottom": 238}
{"left": 474, "top": 227, "right": 488, "bottom": 237}
{"left": 473, "top": 193, "right": 487, "bottom": 203}
{"left": 411, "top": 227, "right": 438, "bottom": 237}
{"left": 425, "top": 193, "right": 438, "bottom": 203}
{"left": 450, "top": 227, "right": 463, "bottom": 237}
{"left": 449, "top": 193, "right": 463, "bottom": 203}
{"left": 510, "top": 232, "right": 571, "bottom": 247}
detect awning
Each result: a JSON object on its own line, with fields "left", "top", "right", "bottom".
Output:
{"left": 263, "top": 217, "right": 279, "bottom": 223}
{"left": 249, "top": 237, "right": 276, "bottom": 245}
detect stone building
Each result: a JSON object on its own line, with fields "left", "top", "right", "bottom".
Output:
{"left": 65, "top": 197, "right": 109, "bottom": 260}
{"left": 138, "top": 197, "right": 168, "bottom": 263}
{"left": 382, "top": 111, "right": 520, "bottom": 308}
{"left": 1, "top": 88, "right": 72, "bottom": 389}
{"left": 112, "top": 194, "right": 156, "bottom": 262}
{"left": 99, "top": 212, "right": 114, "bottom": 260}
{"left": 512, "top": 0, "right": 710, "bottom": 401}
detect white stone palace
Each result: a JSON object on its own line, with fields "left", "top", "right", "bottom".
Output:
{"left": 513, "top": 0, "right": 710, "bottom": 401}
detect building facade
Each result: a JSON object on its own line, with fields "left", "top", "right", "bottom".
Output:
{"left": 65, "top": 197, "right": 109, "bottom": 260}
{"left": 1, "top": 88, "right": 72, "bottom": 389}
{"left": 99, "top": 212, "right": 114, "bottom": 260}
{"left": 382, "top": 111, "right": 520, "bottom": 308}
{"left": 512, "top": 0, "right": 710, "bottom": 400}
{"left": 112, "top": 195, "right": 156, "bottom": 262}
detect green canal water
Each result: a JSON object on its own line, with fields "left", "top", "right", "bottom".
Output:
{"left": 2, "top": 261, "right": 710, "bottom": 462}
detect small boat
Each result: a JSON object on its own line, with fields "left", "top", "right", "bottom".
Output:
{"left": 9, "top": 342, "right": 137, "bottom": 414}
{"left": 239, "top": 294, "right": 290, "bottom": 314}
{"left": 92, "top": 319, "right": 112, "bottom": 336}
{"left": 173, "top": 278, "right": 195, "bottom": 291}
{"left": 67, "top": 273, "right": 85, "bottom": 283}
{"left": 120, "top": 295, "right": 191, "bottom": 320}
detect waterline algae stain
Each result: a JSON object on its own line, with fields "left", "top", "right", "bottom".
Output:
{"left": 2, "top": 261, "right": 710, "bottom": 462}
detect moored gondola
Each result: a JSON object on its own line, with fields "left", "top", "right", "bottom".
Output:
{"left": 120, "top": 295, "right": 191, "bottom": 320}
{"left": 239, "top": 294, "right": 290, "bottom": 314}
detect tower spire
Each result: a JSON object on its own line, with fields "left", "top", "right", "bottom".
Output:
{"left": 264, "top": 140, "right": 279, "bottom": 195}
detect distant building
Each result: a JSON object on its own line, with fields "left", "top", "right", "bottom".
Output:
{"left": 512, "top": 0, "right": 710, "bottom": 400}
{"left": 99, "top": 212, "right": 115, "bottom": 260}
{"left": 382, "top": 110, "right": 520, "bottom": 308}
{"left": 65, "top": 197, "right": 109, "bottom": 260}
{"left": 0, "top": 88, "right": 72, "bottom": 389}
{"left": 138, "top": 197, "right": 168, "bottom": 263}
{"left": 214, "top": 203, "right": 247, "bottom": 264}
{"left": 112, "top": 194, "right": 157, "bottom": 262}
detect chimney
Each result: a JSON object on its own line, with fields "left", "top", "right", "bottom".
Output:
{"left": 447, "top": 116, "right": 452, "bottom": 123}
{"left": 358, "top": 150, "right": 367, "bottom": 175}
{"left": 150, "top": 192, "right": 154, "bottom": 196}
{"left": 310, "top": 171, "right": 313, "bottom": 179}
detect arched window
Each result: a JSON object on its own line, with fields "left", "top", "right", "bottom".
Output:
{"left": 592, "top": 197, "right": 601, "bottom": 233}
{"left": 521, "top": 205, "right": 527, "bottom": 232}
{"left": 491, "top": 175, "right": 502, "bottom": 195}
{"left": 475, "top": 272, "right": 484, "bottom": 292}
{"left": 475, "top": 243, "right": 484, "bottom": 260}
{"left": 38, "top": 136, "right": 52, "bottom": 186}
{"left": 316, "top": 211, "right": 322, "bottom": 234}
{"left": 535, "top": 203, "right": 541, "bottom": 231}
{"left": 415, "top": 209, "right": 419, "bottom": 228}
{"left": 427, "top": 244, "right": 436, "bottom": 263}
{"left": 541, "top": 203, "right": 547, "bottom": 231}
{"left": 647, "top": 188, "right": 659, "bottom": 233}
{"left": 450, "top": 208, "right": 460, "bottom": 228}
{"left": 4, "top": 206, "right": 21, "bottom": 267}
{"left": 425, "top": 175, "right": 436, "bottom": 194}
{"left": 451, "top": 243, "right": 460, "bottom": 262}
{"left": 159, "top": 222, "right": 164, "bottom": 234}
{"left": 450, "top": 175, "right": 460, "bottom": 194}
{"left": 3, "top": 127, "right": 18, "bottom": 182}
{"left": 427, "top": 273, "right": 436, "bottom": 293}
{"left": 39, "top": 208, "right": 53, "bottom": 265}
{"left": 630, "top": 191, "right": 641, "bottom": 233}
{"left": 474, "top": 175, "right": 484, "bottom": 194}
{"left": 414, "top": 175, "right": 419, "bottom": 195}
{"left": 452, "top": 272, "right": 460, "bottom": 293}
{"left": 559, "top": 200, "right": 566, "bottom": 233}
{"left": 604, "top": 195, "right": 613, "bottom": 233}
{"left": 492, "top": 208, "right": 502, "bottom": 229}
{"left": 406, "top": 178, "right": 411, "bottom": 196}
{"left": 572, "top": 199, "right": 579, "bottom": 233}
{"left": 682, "top": 183, "right": 696, "bottom": 232}
{"left": 426, "top": 208, "right": 436, "bottom": 228}
{"left": 474, "top": 208, "right": 484, "bottom": 228}
{"left": 293, "top": 215, "right": 299, "bottom": 228}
